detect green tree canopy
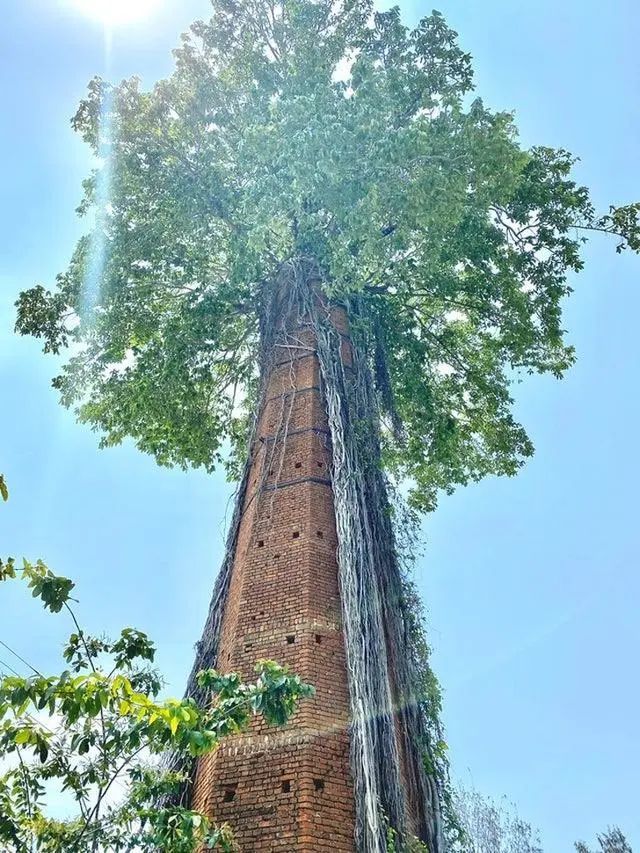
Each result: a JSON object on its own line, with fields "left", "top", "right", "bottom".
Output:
{"left": 16, "top": 0, "right": 640, "bottom": 509}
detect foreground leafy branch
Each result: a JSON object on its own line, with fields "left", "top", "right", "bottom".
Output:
{"left": 0, "top": 486, "right": 313, "bottom": 852}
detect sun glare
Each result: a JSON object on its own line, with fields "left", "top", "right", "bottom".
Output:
{"left": 71, "top": 0, "right": 158, "bottom": 27}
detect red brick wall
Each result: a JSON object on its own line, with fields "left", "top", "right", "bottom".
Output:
{"left": 192, "top": 306, "right": 356, "bottom": 851}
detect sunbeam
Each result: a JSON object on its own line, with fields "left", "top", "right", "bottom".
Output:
{"left": 79, "top": 89, "right": 114, "bottom": 321}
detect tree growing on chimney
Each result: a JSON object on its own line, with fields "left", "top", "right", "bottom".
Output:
{"left": 16, "top": 1, "right": 640, "bottom": 849}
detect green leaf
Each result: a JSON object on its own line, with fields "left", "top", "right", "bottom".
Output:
{"left": 14, "top": 729, "right": 32, "bottom": 745}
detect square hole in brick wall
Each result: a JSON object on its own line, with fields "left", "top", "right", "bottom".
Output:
{"left": 286, "top": 635, "right": 295, "bottom": 645}
{"left": 292, "top": 530, "right": 300, "bottom": 539}
{"left": 294, "top": 461, "right": 302, "bottom": 469}
{"left": 315, "top": 634, "right": 322, "bottom": 644}
{"left": 222, "top": 784, "right": 237, "bottom": 802}
{"left": 316, "top": 530, "right": 324, "bottom": 539}
{"left": 257, "top": 540, "right": 264, "bottom": 548}
{"left": 281, "top": 780, "right": 291, "bottom": 793}
{"left": 313, "top": 779, "right": 325, "bottom": 792}
{"left": 317, "top": 460, "right": 323, "bottom": 468}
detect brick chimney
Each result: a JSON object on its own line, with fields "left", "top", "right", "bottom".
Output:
{"left": 191, "top": 295, "right": 356, "bottom": 851}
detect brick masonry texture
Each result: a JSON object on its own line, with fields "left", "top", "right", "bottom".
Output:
{"left": 192, "top": 307, "right": 357, "bottom": 851}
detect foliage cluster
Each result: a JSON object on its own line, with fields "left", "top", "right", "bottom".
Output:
{"left": 576, "top": 828, "right": 633, "bottom": 853}
{"left": 452, "top": 786, "right": 634, "bottom": 853}
{"left": 451, "top": 785, "right": 543, "bottom": 853}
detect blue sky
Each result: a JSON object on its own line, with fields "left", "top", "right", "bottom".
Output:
{"left": 1, "top": 0, "right": 639, "bottom": 848}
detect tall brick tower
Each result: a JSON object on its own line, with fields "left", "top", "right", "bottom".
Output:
{"left": 191, "top": 293, "right": 357, "bottom": 850}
